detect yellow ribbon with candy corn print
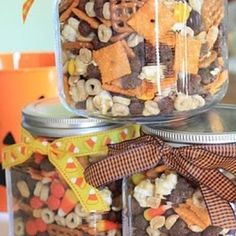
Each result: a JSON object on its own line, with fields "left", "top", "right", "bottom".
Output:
{"left": 2, "top": 124, "right": 140, "bottom": 212}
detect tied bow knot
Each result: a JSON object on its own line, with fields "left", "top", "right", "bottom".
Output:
{"left": 84, "top": 135, "right": 236, "bottom": 229}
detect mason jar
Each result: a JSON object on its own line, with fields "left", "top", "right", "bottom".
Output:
{"left": 123, "top": 103, "right": 236, "bottom": 236}
{"left": 55, "top": 0, "right": 228, "bottom": 123}
{"left": 4, "top": 98, "right": 139, "bottom": 236}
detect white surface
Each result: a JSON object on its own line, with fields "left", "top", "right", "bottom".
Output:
{"left": 0, "top": 213, "right": 9, "bottom": 236}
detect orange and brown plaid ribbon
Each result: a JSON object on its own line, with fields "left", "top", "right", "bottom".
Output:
{"left": 84, "top": 135, "right": 236, "bottom": 229}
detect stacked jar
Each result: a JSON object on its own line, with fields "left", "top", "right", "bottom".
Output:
{"left": 83, "top": 104, "right": 236, "bottom": 236}
{"left": 56, "top": 0, "right": 228, "bottom": 123}
{"left": 4, "top": 98, "right": 140, "bottom": 236}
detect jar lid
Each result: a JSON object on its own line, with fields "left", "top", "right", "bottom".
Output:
{"left": 142, "top": 104, "right": 236, "bottom": 144}
{"left": 22, "top": 98, "right": 119, "bottom": 137}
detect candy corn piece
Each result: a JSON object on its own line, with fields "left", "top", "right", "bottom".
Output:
{"left": 65, "top": 157, "right": 77, "bottom": 172}
{"left": 96, "top": 220, "right": 120, "bottom": 232}
{"left": 71, "top": 176, "right": 86, "bottom": 189}
{"left": 144, "top": 205, "right": 171, "bottom": 221}
{"left": 86, "top": 189, "right": 99, "bottom": 205}
{"left": 58, "top": 189, "right": 77, "bottom": 216}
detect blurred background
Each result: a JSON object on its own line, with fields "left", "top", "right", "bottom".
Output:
{"left": 0, "top": 0, "right": 236, "bottom": 219}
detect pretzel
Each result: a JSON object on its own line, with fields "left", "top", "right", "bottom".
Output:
{"left": 110, "top": 0, "right": 147, "bottom": 33}
{"left": 63, "top": 41, "right": 94, "bottom": 50}
{"left": 60, "top": 0, "right": 80, "bottom": 22}
{"left": 48, "top": 224, "right": 83, "bottom": 236}
{"left": 72, "top": 8, "right": 100, "bottom": 29}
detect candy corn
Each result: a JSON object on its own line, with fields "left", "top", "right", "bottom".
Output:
{"left": 58, "top": 189, "right": 77, "bottom": 217}
{"left": 86, "top": 189, "right": 99, "bottom": 205}
{"left": 144, "top": 205, "right": 171, "bottom": 221}
{"left": 96, "top": 220, "right": 120, "bottom": 232}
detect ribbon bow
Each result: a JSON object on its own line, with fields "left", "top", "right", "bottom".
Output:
{"left": 2, "top": 125, "right": 140, "bottom": 212}
{"left": 84, "top": 135, "right": 236, "bottom": 229}
{"left": 2, "top": 128, "right": 48, "bottom": 166}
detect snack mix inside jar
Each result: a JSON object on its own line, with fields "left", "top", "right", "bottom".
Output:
{"left": 123, "top": 104, "right": 236, "bottom": 236}
{"left": 4, "top": 98, "right": 139, "bottom": 236}
{"left": 56, "top": 0, "right": 228, "bottom": 122}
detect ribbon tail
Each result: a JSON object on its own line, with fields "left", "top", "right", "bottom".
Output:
{"left": 200, "top": 185, "right": 236, "bottom": 230}
{"left": 2, "top": 144, "right": 32, "bottom": 169}
{"left": 108, "top": 135, "right": 156, "bottom": 156}
{"left": 48, "top": 150, "right": 109, "bottom": 213}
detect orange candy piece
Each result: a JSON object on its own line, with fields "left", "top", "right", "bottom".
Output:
{"left": 26, "top": 219, "right": 38, "bottom": 236}
{"left": 50, "top": 180, "right": 65, "bottom": 199}
{"left": 144, "top": 205, "right": 169, "bottom": 221}
{"left": 30, "top": 196, "right": 44, "bottom": 209}
{"left": 47, "top": 195, "right": 61, "bottom": 211}
{"left": 35, "top": 218, "right": 47, "bottom": 233}
{"left": 58, "top": 189, "right": 78, "bottom": 217}
{"left": 96, "top": 220, "right": 120, "bottom": 232}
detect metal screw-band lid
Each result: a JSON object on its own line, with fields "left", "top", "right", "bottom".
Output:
{"left": 142, "top": 104, "right": 236, "bottom": 144}
{"left": 22, "top": 98, "right": 119, "bottom": 137}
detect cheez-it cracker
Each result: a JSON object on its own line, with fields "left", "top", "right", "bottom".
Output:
{"left": 127, "top": 0, "right": 175, "bottom": 46}
{"left": 174, "top": 35, "right": 201, "bottom": 75}
{"left": 93, "top": 41, "right": 131, "bottom": 84}
{"left": 127, "top": 0, "right": 155, "bottom": 46}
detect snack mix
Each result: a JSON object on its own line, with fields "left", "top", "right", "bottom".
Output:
{"left": 11, "top": 153, "right": 122, "bottom": 236}
{"left": 127, "top": 165, "right": 236, "bottom": 236}
{"left": 59, "top": 0, "right": 228, "bottom": 118}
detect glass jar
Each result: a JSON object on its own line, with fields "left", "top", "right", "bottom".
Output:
{"left": 55, "top": 0, "right": 228, "bottom": 123}
{"left": 123, "top": 104, "right": 236, "bottom": 235}
{"left": 4, "top": 98, "right": 140, "bottom": 236}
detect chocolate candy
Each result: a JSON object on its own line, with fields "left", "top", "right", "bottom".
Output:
{"left": 78, "top": 21, "right": 93, "bottom": 37}
{"left": 187, "top": 10, "right": 202, "bottom": 35}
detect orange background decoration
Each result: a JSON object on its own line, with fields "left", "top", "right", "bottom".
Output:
{"left": 0, "top": 52, "right": 57, "bottom": 159}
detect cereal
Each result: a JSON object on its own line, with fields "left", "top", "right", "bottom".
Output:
{"left": 14, "top": 218, "right": 25, "bottom": 236}
{"left": 93, "top": 90, "right": 113, "bottom": 115}
{"left": 85, "top": 78, "right": 102, "bottom": 95}
{"left": 206, "top": 26, "right": 219, "bottom": 50}
{"left": 165, "top": 214, "right": 179, "bottom": 230}
{"left": 85, "top": 1, "right": 96, "bottom": 17}
{"left": 65, "top": 212, "right": 82, "bottom": 229}
{"left": 86, "top": 97, "right": 97, "bottom": 112}
{"left": 17, "top": 181, "right": 30, "bottom": 198}
{"left": 112, "top": 96, "right": 131, "bottom": 106}
{"left": 111, "top": 103, "right": 130, "bottom": 117}
{"left": 150, "top": 216, "right": 165, "bottom": 230}
{"left": 54, "top": 215, "right": 66, "bottom": 227}
{"left": 143, "top": 101, "right": 160, "bottom": 116}
{"left": 174, "top": 93, "right": 205, "bottom": 112}
{"left": 146, "top": 196, "right": 161, "bottom": 209}
{"left": 41, "top": 208, "right": 55, "bottom": 224}
{"left": 78, "top": 48, "right": 92, "bottom": 64}
{"left": 127, "top": 33, "right": 144, "bottom": 48}
{"left": 98, "top": 24, "right": 112, "bottom": 43}
{"left": 103, "top": 2, "right": 111, "bottom": 20}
